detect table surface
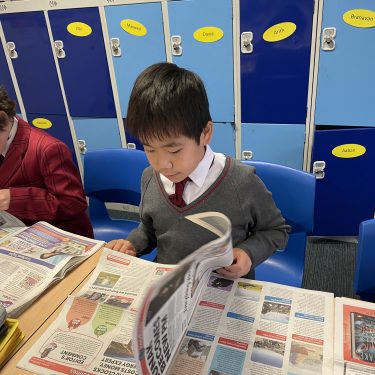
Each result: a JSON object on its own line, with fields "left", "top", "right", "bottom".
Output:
{"left": 1, "top": 248, "right": 103, "bottom": 374}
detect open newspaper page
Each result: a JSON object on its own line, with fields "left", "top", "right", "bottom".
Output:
{"left": 17, "top": 248, "right": 177, "bottom": 375}
{"left": 0, "top": 211, "right": 25, "bottom": 240}
{"left": 134, "top": 212, "right": 234, "bottom": 375}
{"left": 334, "top": 297, "right": 375, "bottom": 375}
{"left": 0, "top": 221, "right": 104, "bottom": 317}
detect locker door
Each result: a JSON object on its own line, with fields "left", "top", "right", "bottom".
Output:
{"left": 168, "top": 0, "right": 234, "bottom": 123}
{"left": 240, "top": 0, "right": 314, "bottom": 124}
{"left": 315, "top": 0, "right": 375, "bottom": 127}
{"left": 48, "top": 7, "right": 116, "bottom": 118}
{"left": 105, "top": 2, "right": 166, "bottom": 117}
{"left": 312, "top": 128, "right": 375, "bottom": 236}
{"left": 0, "top": 39, "right": 19, "bottom": 111}
{"left": 211, "top": 123, "right": 236, "bottom": 157}
{"left": 0, "top": 11, "right": 66, "bottom": 115}
{"left": 242, "top": 123, "right": 305, "bottom": 169}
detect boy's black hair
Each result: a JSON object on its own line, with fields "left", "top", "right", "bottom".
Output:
{"left": 126, "top": 62, "right": 212, "bottom": 144}
{"left": 0, "top": 86, "right": 16, "bottom": 131}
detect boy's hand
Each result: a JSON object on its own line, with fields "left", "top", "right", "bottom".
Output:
{"left": 216, "top": 248, "right": 252, "bottom": 279}
{"left": 0, "top": 189, "right": 10, "bottom": 210}
{"left": 105, "top": 239, "right": 136, "bottom": 256}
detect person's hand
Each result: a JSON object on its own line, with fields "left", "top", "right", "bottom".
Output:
{"left": 105, "top": 239, "right": 136, "bottom": 256}
{"left": 216, "top": 248, "right": 252, "bottom": 278}
{"left": 0, "top": 189, "right": 10, "bottom": 210}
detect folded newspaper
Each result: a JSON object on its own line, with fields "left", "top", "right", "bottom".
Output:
{"left": 16, "top": 212, "right": 375, "bottom": 375}
{"left": 0, "top": 216, "right": 104, "bottom": 317}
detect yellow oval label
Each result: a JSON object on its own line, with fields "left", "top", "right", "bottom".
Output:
{"left": 332, "top": 144, "right": 366, "bottom": 158}
{"left": 343, "top": 9, "right": 375, "bottom": 28}
{"left": 193, "top": 26, "right": 224, "bottom": 43}
{"left": 67, "top": 22, "right": 92, "bottom": 37}
{"left": 120, "top": 19, "right": 147, "bottom": 36}
{"left": 263, "top": 22, "right": 297, "bottom": 42}
{"left": 32, "top": 118, "right": 52, "bottom": 129}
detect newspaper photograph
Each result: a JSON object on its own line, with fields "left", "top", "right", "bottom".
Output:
{"left": 0, "top": 221, "right": 103, "bottom": 317}
{"left": 334, "top": 297, "right": 375, "bottom": 375}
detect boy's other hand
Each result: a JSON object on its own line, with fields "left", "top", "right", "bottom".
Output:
{"left": 0, "top": 189, "right": 10, "bottom": 210}
{"left": 216, "top": 248, "right": 252, "bottom": 279}
{"left": 106, "top": 239, "right": 136, "bottom": 256}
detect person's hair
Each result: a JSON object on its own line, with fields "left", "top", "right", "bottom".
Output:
{"left": 126, "top": 62, "right": 211, "bottom": 144}
{"left": 0, "top": 86, "right": 16, "bottom": 131}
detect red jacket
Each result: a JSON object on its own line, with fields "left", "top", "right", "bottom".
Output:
{"left": 0, "top": 118, "right": 93, "bottom": 238}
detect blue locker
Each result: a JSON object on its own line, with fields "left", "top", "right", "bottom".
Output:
{"left": 240, "top": 0, "right": 314, "bottom": 124}
{"left": 211, "top": 123, "right": 236, "bottom": 157}
{"left": 73, "top": 118, "right": 122, "bottom": 152}
{"left": 105, "top": 2, "right": 166, "bottom": 117}
{"left": 0, "top": 11, "right": 66, "bottom": 115}
{"left": 27, "top": 114, "right": 78, "bottom": 165}
{"left": 312, "top": 128, "right": 375, "bottom": 236}
{"left": 48, "top": 7, "right": 116, "bottom": 118}
{"left": 242, "top": 123, "right": 305, "bottom": 169}
{"left": 168, "top": 0, "right": 234, "bottom": 122}
{"left": 0, "top": 40, "right": 19, "bottom": 111}
{"left": 315, "top": 1, "right": 375, "bottom": 127}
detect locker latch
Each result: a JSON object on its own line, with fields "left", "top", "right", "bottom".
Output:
{"left": 242, "top": 150, "right": 253, "bottom": 160}
{"left": 322, "top": 27, "right": 336, "bottom": 51}
{"left": 313, "top": 160, "right": 326, "bottom": 179}
{"left": 6, "top": 42, "right": 18, "bottom": 59}
{"left": 127, "top": 143, "right": 136, "bottom": 149}
{"left": 110, "top": 38, "right": 121, "bottom": 57}
{"left": 54, "top": 40, "right": 66, "bottom": 59}
{"left": 171, "top": 35, "right": 182, "bottom": 56}
{"left": 241, "top": 32, "right": 253, "bottom": 54}
{"left": 77, "top": 139, "right": 87, "bottom": 155}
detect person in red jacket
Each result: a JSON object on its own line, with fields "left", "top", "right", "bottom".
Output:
{"left": 0, "top": 86, "right": 93, "bottom": 238}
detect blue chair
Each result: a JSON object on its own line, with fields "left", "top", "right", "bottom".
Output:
{"left": 354, "top": 218, "right": 375, "bottom": 302}
{"left": 242, "top": 161, "right": 316, "bottom": 287}
{"left": 84, "top": 148, "right": 156, "bottom": 260}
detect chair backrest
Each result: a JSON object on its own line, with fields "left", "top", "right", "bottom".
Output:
{"left": 241, "top": 161, "right": 316, "bottom": 232}
{"left": 84, "top": 148, "right": 149, "bottom": 207}
{"left": 354, "top": 218, "right": 375, "bottom": 298}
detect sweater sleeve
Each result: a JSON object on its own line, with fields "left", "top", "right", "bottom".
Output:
{"left": 235, "top": 166, "right": 290, "bottom": 268}
{"left": 126, "top": 168, "right": 157, "bottom": 255}
{"left": 8, "top": 141, "right": 88, "bottom": 222}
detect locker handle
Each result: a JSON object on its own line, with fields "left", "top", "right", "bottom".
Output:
{"left": 54, "top": 40, "right": 66, "bottom": 59}
{"left": 6, "top": 42, "right": 18, "bottom": 59}
{"left": 322, "top": 27, "right": 336, "bottom": 51}
{"left": 171, "top": 35, "right": 182, "bottom": 56}
{"left": 241, "top": 32, "right": 253, "bottom": 54}
{"left": 77, "top": 139, "right": 87, "bottom": 155}
{"left": 313, "top": 161, "right": 326, "bottom": 179}
{"left": 110, "top": 38, "right": 122, "bottom": 57}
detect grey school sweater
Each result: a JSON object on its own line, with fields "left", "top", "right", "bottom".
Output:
{"left": 127, "top": 157, "right": 290, "bottom": 277}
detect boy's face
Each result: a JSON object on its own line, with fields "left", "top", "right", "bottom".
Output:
{"left": 142, "top": 122, "right": 213, "bottom": 183}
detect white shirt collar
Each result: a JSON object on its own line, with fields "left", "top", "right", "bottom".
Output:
{"left": 2, "top": 117, "right": 18, "bottom": 157}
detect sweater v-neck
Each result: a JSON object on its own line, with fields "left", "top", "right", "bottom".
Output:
{"left": 155, "top": 156, "right": 232, "bottom": 213}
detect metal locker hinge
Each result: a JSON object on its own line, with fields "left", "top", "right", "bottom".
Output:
{"left": 77, "top": 140, "right": 87, "bottom": 155}
{"left": 242, "top": 150, "right": 253, "bottom": 160}
{"left": 171, "top": 35, "right": 182, "bottom": 56}
{"left": 322, "top": 27, "right": 336, "bottom": 51}
{"left": 110, "top": 37, "right": 121, "bottom": 57}
{"left": 313, "top": 161, "right": 326, "bottom": 179}
{"left": 6, "top": 42, "right": 18, "bottom": 59}
{"left": 241, "top": 32, "right": 253, "bottom": 54}
{"left": 54, "top": 40, "right": 66, "bottom": 59}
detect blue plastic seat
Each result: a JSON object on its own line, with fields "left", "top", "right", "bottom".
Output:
{"left": 84, "top": 148, "right": 155, "bottom": 261}
{"left": 242, "top": 161, "right": 316, "bottom": 287}
{"left": 354, "top": 218, "right": 375, "bottom": 302}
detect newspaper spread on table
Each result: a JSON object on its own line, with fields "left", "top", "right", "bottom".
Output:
{"left": 0, "top": 211, "right": 25, "bottom": 240}
{"left": 0, "top": 221, "right": 104, "bottom": 318}
{"left": 334, "top": 297, "right": 375, "bottom": 375}
{"left": 17, "top": 211, "right": 372, "bottom": 375}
